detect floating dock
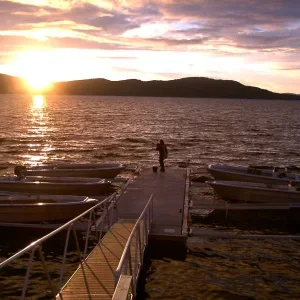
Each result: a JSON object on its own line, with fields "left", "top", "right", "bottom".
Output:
{"left": 118, "top": 167, "right": 190, "bottom": 240}
{"left": 57, "top": 167, "right": 190, "bottom": 299}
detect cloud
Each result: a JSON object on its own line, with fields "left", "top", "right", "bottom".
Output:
{"left": 159, "top": 0, "right": 300, "bottom": 51}
{"left": 2, "top": 0, "right": 299, "bottom": 53}
{"left": 277, "top": 66, "right": 300, "bottom": 71}
{"left": 0, "top": 0, "right": 39, "bottom": 13}
{"left": 0, "top": 1, "right": 61, "bottom": 31}
{"left": 88, "top": 14, "right": 138, "bottom": 34}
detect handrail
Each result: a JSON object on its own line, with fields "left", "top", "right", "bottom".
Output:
{"left": 115, "top": 194, "right": 153, "bottom": 274}
{"left": 112, "top": 275, "right": 133, "bottom": 300}
{"left": 0, "top": 193, "right": 116, "bottom": 269}
{"left": 115, "top": 194, "right": 153, "bottom": 297}
{"left": 0, "top": 192, "right": 118, "bottom": 300}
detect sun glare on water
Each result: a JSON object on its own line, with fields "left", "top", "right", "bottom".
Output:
{"left": 32, "top": 95, "right": 45, "bottom": 109}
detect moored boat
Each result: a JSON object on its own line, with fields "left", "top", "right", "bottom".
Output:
{"left": 208, "top": 164, "right": 300, "bottom": 184}
{"left": 206, "top": 180, "right": 300, "bottom": 203}
{"left": 0, "top": 194, "right": 100, "bottom": 223}
{"left": 14, "top": 163, "right": 125, "bottom": 179}
{"left": 0, "top": 176, "right": 111, "bottom": 196}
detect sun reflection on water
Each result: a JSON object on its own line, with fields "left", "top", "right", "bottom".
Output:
{"left": 32, "top": 95, "right": 45, "bottom": 109}
{"left": 24, "top": 95, "right": 54, "bottom": 166}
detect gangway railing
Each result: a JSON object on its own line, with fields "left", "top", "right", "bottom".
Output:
{"left": 114, "top": 194, "right": 153, "bottom": 299}
{"left": 0, "top": 193, "right": 117, "bottom": 300}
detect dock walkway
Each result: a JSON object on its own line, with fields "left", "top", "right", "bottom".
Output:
{"left": 57, "top": 219, "right": 137, "bottom": 299}
{"left": 117, "top": 167, "right": 189, "bottom": 239}
{"left": 57, "top": 167, "right": 189, "bottom": 299}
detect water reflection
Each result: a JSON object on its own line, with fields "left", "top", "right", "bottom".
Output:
{"left": 32, "top": 95, "right": 45, "bottom": 109}
{"left": 25, "top": 95, "right": 53, "bottom": 165}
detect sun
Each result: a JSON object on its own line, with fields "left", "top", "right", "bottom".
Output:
{"left": 26, "top": 75, "right": 52, "bottom": 92}
{"left": 12, "top": 51, "right": 55, "bottom": 92}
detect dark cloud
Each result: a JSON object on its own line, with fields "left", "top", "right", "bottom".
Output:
{"left": 148, "top": 37, "right": 209, "bottom": 46}
{"left": 127, "top": 2, "right": 162, "bottom": 21}
{"left": 56, "top": 2, "right": 142, "bottom": 34}
{"left": 0, "top": 0, "right": 39, "bottom": 12}
{"left": 163, "top": 0, "right": 300, "bottom": 22}
{"left": 0, "top": 1, "right": 141, "bottom": 35}
{"left": 161, "top": 0, "right": 300, "bottom": 50}
{"left": 88, "top": 14, "right": 137, "bottom": 34}
{"left": 0, "top": 1, "right": 61, "bottom": 30}
{"left": 233, "top": 31, "right": 300, "bottom": 50}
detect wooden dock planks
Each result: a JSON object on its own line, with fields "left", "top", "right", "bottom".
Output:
{"left": 57, "top": 219, "right": 137, "bottom": 299}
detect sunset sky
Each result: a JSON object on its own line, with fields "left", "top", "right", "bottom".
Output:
{"left": 0, "top": 0, "right": 300, "bottom": 93}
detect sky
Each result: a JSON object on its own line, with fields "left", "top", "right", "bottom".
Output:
{"left": 0, "top": 0, "right": 300, "bottom": 93}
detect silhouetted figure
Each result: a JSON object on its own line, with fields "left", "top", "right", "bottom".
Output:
{"left": 156, "top": 139, "right": 168, "bottom": 172}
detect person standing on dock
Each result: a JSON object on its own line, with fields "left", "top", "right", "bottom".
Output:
{"left": 156, "top": 139, "right": 168, "bottom": 172}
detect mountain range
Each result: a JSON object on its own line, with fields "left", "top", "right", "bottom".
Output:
{"left": 1, "top": 73, "right": 299, "bottom": 100}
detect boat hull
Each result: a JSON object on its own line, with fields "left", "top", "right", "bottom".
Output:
{"left": 0, "top": 196, "right": 99, "bottom": 223}
{"left": 20, "top": 167, "right": 122, "bottom": 179}
{"left": 208, "top": 164, "right": 299, "bottom": 185}
{"left": 207, "top": 180, "right": 300, "bottom": 203}
{"left": 16, "top": 163, "right": 125, "bottom": 179}
{"left": 0, "top": 178, "right": 111, "bottom": 196}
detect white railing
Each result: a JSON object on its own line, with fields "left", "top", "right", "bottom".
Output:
{"left": 0, "top": 193, "right": 117, "bottom": 299}
{"left": 114, "top": 194, "right": 153, "bottom": 298}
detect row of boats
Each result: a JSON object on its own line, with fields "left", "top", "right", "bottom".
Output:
{"left": 3, "top": 162, "right": 299, "bottom": 223}
{"left": 206, "top": 164, "right": 300, "bottom": 203}
{"left": 0, "top": 163, "right": 125, "bottom": 223}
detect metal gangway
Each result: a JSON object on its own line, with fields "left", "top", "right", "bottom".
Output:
{"left": 0, "top": 193, "right": 153, "bottom": 299}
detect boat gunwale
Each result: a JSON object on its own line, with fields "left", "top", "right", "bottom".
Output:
{"left": 0, "top": 198, "right": 99, "bottom": 207}
{"left": 0, "top": 180, "right": 110, "bottom": 186}
{"left": 27, "top": 166, "right": 124, "bottom": 172}
{"left": 206, "top": 180, "right": 300, "bottom": 194}
{"left": 208, "top": 164, "right": 299, "bottom": 182}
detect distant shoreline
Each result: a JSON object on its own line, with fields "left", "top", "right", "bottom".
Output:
{"left": 1, "top": 74, "right": 300, "bottom": 100}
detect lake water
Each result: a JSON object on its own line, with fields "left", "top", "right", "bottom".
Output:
{"left": 1, "top": 94, "right": 300, "bottom": 299}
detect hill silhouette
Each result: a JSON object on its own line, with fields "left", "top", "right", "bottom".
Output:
{"left": 0, "top": 73, "right": 299, "bottom": 100}
{"left": 0, "top": 74, "right": 27, "bottom": 94}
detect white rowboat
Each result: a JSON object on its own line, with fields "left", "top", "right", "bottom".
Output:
{"left": 15, "top": 163, "right": 125, "bottom": 178}
{"left": 208, "top": 164, "right": 300, "bottom": 185}
{"left": 0, "top": 194, "right": 100, "bottom": 223}
{"left": 206, "top": 180, "right": 300, "bottom": 203}
{"left": 0, "top": 176, "right": 111, "bottom": 196}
